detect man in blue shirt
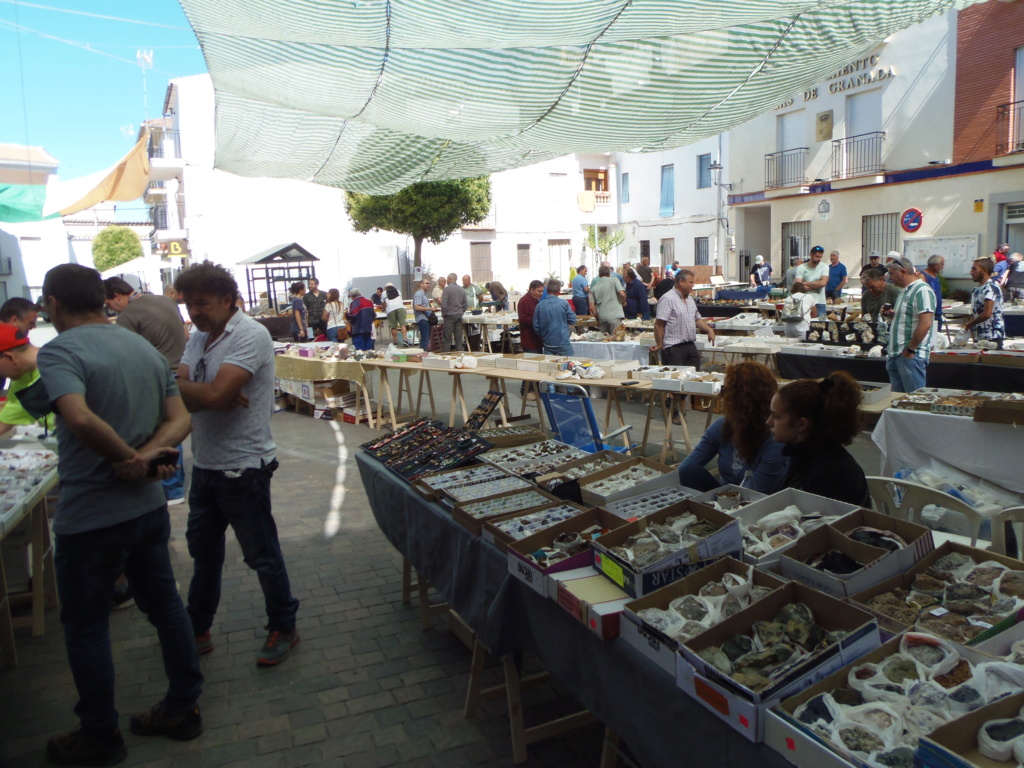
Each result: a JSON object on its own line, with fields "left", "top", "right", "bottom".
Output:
{"left": 533, "top": 279, "right": 577, "bottom": 356}
{"left": 825, "top": 250, "right": 848, "bottom": 303}
{"left": 570, "top": 266, "right": 590, "bottom": 316}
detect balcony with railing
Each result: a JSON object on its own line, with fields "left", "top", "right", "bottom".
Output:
{"left": 996, "top": 100, "right": 1024, "bottom": 156}
{"left": 765, "top": 147, "right": 808, "bottom": 190}
{"left": 150, "top": 201, "right": 187, "bottom": 242}
{"left": 148, "top": 128, "right": 184, "bottom": 181}
{"left": 144, "top": 179, "right": 167, "bottom": 204}
{"left": 831, "top": 131, "right": 885, "bottom": 180}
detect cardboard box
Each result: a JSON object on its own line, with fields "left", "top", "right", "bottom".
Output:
{"left": 651, "top": 375, "right": 687, "bottom": 393}
{"left": 917, "top": 691, "right": 1024, "bottom": 768}
{"left": 766, "top": 635, "right": 996, "bottom": 768}
{"left": 974, "top": 399, "right": 1024, "bottom": 426}
{"left": 551, "top": 566, "right": 632, "bottom": 640}
{"left": 591, "top": 500, "right": 742, "bottom": 598}
{"left": 732, "top": 489, "right": 862, "bottom": 568}
{"left": 678, "top": 582, "right": 881, "bottom": 742}
{"left": 515, "top": 353, "right": 550, "bottom": 372}
{"left": 681, "top": 373, "right": 726, "bottom": 395}
{"left": 422, "top": 355, "right": 460, "bottom": 369}
{"left": 507, "top": 508, "right": 629, "bottom": 598}
{"left": 316, "top": 380, "right": 352, "bottom": 400}
{"left": 604, "top": 485, "right": 700, "bottom": 520}
{"left": 578, "top": 457, "right": 678, "bottom": 507}
{"left": 630, "top": 365, "right": 697, "bottom": 380}
{"left": 414, "top": 463, "right": 512, "bottom": 501}
{"left": 778, "top": 526, "right": 895, "bottom": 598}
{"left": 620, "top": 557, "right": 785, "bottom": 676}
{"left": 849, "top": 540, "right": 1024, "bottom": 637}
{"left": 609, "top": 361, "right": 641, "bottom": 379}
{"left": 494, "top": 354, "right": 525, "bottom": 369}
{"left": 540, "top": 450, "right": 631, "bottom": 486}
{"left": 858, "top": 381, "right": 892, "bottom": 405}
{"left": 481, "top": 501, "right": 589, "bottom": 552}
{"left": 471, "top": 426, "right": 545, "bottom": 448}
{"left": 930, "top": 350, "right": 982, "bottom": 364}
{"left": 689, "top": 484, "right": 767, "bottom": 510}
{"left": 453, "top": 487, "right": 560, "bottom": 535}
{"left": 829, "top": 508, "right": 934, "bottom": 572}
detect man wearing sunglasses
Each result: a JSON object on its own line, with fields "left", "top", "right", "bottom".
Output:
{"left": 174, "top": 261, "right": 300, "bottom": 668}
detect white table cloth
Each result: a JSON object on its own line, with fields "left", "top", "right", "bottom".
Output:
{"left": 570, "top": 341, "right": 653, "bottom": 365}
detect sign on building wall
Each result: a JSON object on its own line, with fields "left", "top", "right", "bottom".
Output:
{"left": 168, "top": 239, "right": 191, "bottom": 256}
{"left": 816, "top": 111, "right": 834, "bottom": 142}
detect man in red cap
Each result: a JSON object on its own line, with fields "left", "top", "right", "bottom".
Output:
{"left": 0, "top": 325, "right": 51, "bottom": 437}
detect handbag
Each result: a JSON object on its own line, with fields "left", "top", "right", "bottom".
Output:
{"left": 427, "top": 311, "right": 439, "bottom": 326}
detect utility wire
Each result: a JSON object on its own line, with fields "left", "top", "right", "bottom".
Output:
{"left": 0, "top": 0, "right": 191, "bottom": 30}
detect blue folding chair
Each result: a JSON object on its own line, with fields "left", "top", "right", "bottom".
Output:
{"left": 538, "top": 381, "right": 635, "bottom": 454}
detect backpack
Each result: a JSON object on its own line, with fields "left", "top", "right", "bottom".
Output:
{"left": 782, "top": 294, "right": 806, "bottom": 321}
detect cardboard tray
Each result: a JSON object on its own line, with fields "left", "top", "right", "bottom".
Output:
{"left": 591, "top": 500, "right": 742, "bottom": 598}
{"left": 551, "top": 566, "right": 632, "bottom": 640}
{"left": 507, "top": 507, "right": 629, "bottom": 598}
{"left": 494, "top": 354, "right": 525, "bottom": 369}
{"left": 481, "top": 501, "right": 589, "bottom": 553}
{"left": 777, "top": 526, "right": 897, "bottom": 599}
{"left": 848, "top": 540, "right": 1024, "bottom": 638}
{"left": 677, "top": 582, "right": 880, "bottom": 743}
{"left": 452, "top": 487, "right": 560, "bottom": 535}
{"left": 765, "top": 635, "right": 998, "bottom": 768}
{"left": 620, "top": 557, "right": 786, "bottom": 676}
{"left": 973, "top": 399, "right": 1024, "bottom": 425}
{"left": 731, "top": 489, "right": 863, "bottom": 568}
{"left": 578, "top": 457, "right": 678, "bottom": 507}
{"left": 689, "top": 484, "right": 767, "bottom": 511}
{"left": 412, "top": 462, "right": 509, "bottom": 501}
{"left": 539, "top": 450, "right": 632, "bottom": 487}
{"left": 917, "top": 691, "right": 1024, "bottom": 768}
{"left": 980, "top": 351, "right": 1024, "bottom": 368}
{"left": 829, "top": 508, "right": 935, "bottom": 573}
{"left": 471, "top": 426, "right": 545, "bottom": 448}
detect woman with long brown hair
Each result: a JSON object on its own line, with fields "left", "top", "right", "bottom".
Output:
{"left": 677, "top": 361, "right": 787, "bottom": 494}
{"left": 322, "top": 288, "right": 344, "bottom": 341}
{"left": 767, "top": 370, "right": 869, "bottom": 506}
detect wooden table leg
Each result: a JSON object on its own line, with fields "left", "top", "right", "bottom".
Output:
{"left": 31, "top": 502, "right": 49, "bottom": 636}
{"left": 360, "top": 382, "right": 376, "bottom": 430}
{"left": 504, "top": 655, "right": 529, "bottom": 765}
{"left": 401, "top": 558, "right": 413, "bottom": 605}
{"left": 464, "top": 636, "right": 488, "bottom": 719}
{"left": 487, "top": 376, "right": 510, "bottom": 427}
{"left": 659, "top": 394, "right": 673, "bottom": 464}
{"left": 600, "top": 726, "right": 621, "bottom": 768}
{"left": 530, "top": 382, "right": 548, "bottom": 436}
{"left": 641, "top": 389, "right": 657, "bottom": 454}
{"left": 610, "top": 390, "right": 630, "bottom": 451}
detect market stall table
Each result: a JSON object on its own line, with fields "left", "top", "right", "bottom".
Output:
{"left": 356, "top": 452, "right": 792, "bottom": 768}
{"left": 273, "top": 354, "right": 377, "bottom": 428}
{"left": 871, "top": 407, "right": 1024, "bottom": 496}
{"left": 715, "top": 288, "right": 769, "bottom": 302}
{"left": 775, "top": 348, "right": 1024, "bottom": 393}
{"left": 945, "top": 305, "right": 1024, "bottom": 337}
{"left": 569, "top": 340, "right": 654, "bottom": 365}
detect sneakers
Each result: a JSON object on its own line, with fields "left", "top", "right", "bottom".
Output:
{"left": 47, "top": 727, "right": 126, "bottom": 766}
{"left": 194, "top": 631, "right": 214, "bottom": 655}
{"left": 130, "top": 702, "right": 203, "bottom": 741}
{"left": 166, "top": 497, "right": 186, "bottom": 507}
{"left": 110, "top": 585, "right": 134, "bottom": 611}
{"left": 256, "top": 628, "right": 299, "bottom": 666}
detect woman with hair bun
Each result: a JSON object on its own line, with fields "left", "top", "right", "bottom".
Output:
{"left": 677, "top": 362, "right": 787, "bottom": 494}
{"left": 767, "top": 371, "right": 869, "bottom": 506}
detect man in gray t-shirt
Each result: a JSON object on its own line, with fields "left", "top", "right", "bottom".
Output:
{"left": 37, "top": 264, "right": 201, "bottom": 764}
{"left": 175, "top": 261, "right": 300, "bottom": 667}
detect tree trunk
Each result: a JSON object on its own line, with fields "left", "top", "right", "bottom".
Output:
{"left": 413, "top": 235, "right": 424, "bottom": 269}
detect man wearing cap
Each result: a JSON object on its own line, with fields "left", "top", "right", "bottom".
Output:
{"left": 886, "top": 257, "right": 935, "bottom": 393}
{"left": 0, "top": 326, "right": 53, "bottom": 437}
{"left": 749, "top": 255, "right": 772, "bottom": 287}
{"left": 859, "top": 251, "right": 887, "bottom": 278}
{"left": 796, "top": 246, "right": 829, "bottom": 318}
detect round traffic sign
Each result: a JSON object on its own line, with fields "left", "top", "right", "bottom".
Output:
{"left": 901, "top": 208, "right": 923, "bottom": 233}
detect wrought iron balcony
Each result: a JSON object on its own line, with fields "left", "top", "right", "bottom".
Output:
{"left": 764, "top": 147, "right": 808, "bottom": 190}
{"left": 996, "top": 100, "right": 1024, "bottom": 156}
{"left": 831, "top": 131, "right": 885, "bottom": 180}
{"left": 148, "top": 129, "right": 181, "bottom": 160}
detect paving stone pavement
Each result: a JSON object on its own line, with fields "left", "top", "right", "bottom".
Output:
{"left": 0, "top": 367, "right": 881, "bottom": 768}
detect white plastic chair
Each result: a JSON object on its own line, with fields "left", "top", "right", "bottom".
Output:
{"left": 866, "top": 476, "right": 987, "bottom": 548}
{"left": 991, "top": 506, "right": 1024, "bottom": 558}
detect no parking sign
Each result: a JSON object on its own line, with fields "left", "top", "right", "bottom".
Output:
{"left": 901, "top": 208, "right": 923, "bottom": 233}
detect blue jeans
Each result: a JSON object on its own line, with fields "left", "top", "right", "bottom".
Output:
{"left": 161, "top": 443, "right": 185, "bottom": 502}
{"left": 886, "top": 354, "right": 928, "bottom": 393}
{"left": 55, "top": 506, "right": 202, "bottom": 732}
{"left": 416, "top": 318, "right": 430, "bottom": 350}
{"left": 815, "top": 303, "right": 827, "bottom": 318}
{"left": 351, "top": 332, "right": 373, "bottom": 351}
{"left": 186, "top": 459, "right": 298, "bottom": 634}
{"left": 543, "top": 344, "right": 573, "bottom": 357}
{"left": 572, "top": 297, "right": 589, "bottom": 316}
{"left": 325, "top": 326, "right": 342, "bottom": 342}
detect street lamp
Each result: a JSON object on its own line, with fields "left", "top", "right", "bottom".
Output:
{"left": 707, "top": 160, "right": 732, "bottom": 272}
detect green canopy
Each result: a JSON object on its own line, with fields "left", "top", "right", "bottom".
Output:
{"left": 179, "top": 0, "right": 983, "bottom": 194}
{"left": 0, "top": 184, "right": 58, "bottom": 224}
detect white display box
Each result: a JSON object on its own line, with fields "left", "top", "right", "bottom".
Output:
{"left": 631, "top": 365, "right": 697, "bottom": 380}
{"left": 515, "top": 354, "right": 549, "bottom": 372}
{"left": 494, "top": 354, "right": 524, "bottom": 369}
{"left": 732, "top": 489, "right": 862, "bottom": 568}
{"left": 690, "top": 484, "right": 768, "bottom": 510}
{"left": 680, "top": 374, "right": 725, "bottom": 395}
{"left": 422, "top": 355, "right": 460, "bottom": 369}
{"left": 578, "top": 457, "right": 678, "bottom": 507}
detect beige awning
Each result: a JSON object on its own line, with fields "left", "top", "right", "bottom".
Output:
{"left": 43, "top": 135, "right": 151, "bottom": 217}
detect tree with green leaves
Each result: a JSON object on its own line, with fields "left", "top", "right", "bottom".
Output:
{"left": 584, "top": 226, "right": 626, "bottom": 262}
{"left": 344, "top": 177, "right": 491, "bottom": 267}
{"left": 91, "top": 225, "right": 143, "bottom": 272}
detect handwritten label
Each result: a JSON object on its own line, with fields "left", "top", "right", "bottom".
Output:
{"left": 601, "top": 556, "right": 625, "bottom": 587}
{"left": 515, "top": 561, "right": 534, "bottom": 583}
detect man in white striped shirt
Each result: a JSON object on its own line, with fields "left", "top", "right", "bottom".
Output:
{"left": 886, "top": 257, "right": 935, "bottom": 393}
{"left": 652, "top": 269, "right": 716, "bottom": 368}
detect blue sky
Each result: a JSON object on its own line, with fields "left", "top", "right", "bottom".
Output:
{"left": 0, "top": 0, "right": 206, "bottom": 204}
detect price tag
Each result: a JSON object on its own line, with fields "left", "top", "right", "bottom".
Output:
{"left": 601, "top": 556, "right": 625, "bottom": 587}
{"left": 930, "top": 607, "right": 949, "bottom": 617}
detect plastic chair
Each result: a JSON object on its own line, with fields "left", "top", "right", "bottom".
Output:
{"left": 866, "top": 476, "right": 987, "bottom": 547}
{"left": 538, "top": 380, "right": 634, "bottom": 454}
{"left": 991, "top": 506, "right": 1024, "bottom": 558}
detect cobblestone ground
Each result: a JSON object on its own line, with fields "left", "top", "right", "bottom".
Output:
{"left": 0, "top": 369, "right": 881, "bottom": 768}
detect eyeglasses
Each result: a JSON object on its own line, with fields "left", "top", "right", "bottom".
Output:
{"left": 193, "top": 357, "right": 207, "bottom": 383}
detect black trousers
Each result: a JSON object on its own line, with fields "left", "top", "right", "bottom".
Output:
{"left": 660, "top": 341, "right": 702, "bottom": 370}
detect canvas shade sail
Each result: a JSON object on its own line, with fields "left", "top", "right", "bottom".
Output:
{"left": 0, "top": 136, "right": 151, "bottom": 223}
{"left": 179, "top": 0, "right": 984, "bottom": 194}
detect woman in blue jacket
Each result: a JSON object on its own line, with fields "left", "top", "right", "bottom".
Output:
{"left": 624, "top": 269, "right": 651, "bottom": 320}
{"left": 677, "top": 361, "right": 787, "bottom": 494}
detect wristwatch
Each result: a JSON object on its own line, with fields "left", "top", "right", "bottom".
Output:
{"left": 906, "top": 347, "right": 917, "bottom": 354}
